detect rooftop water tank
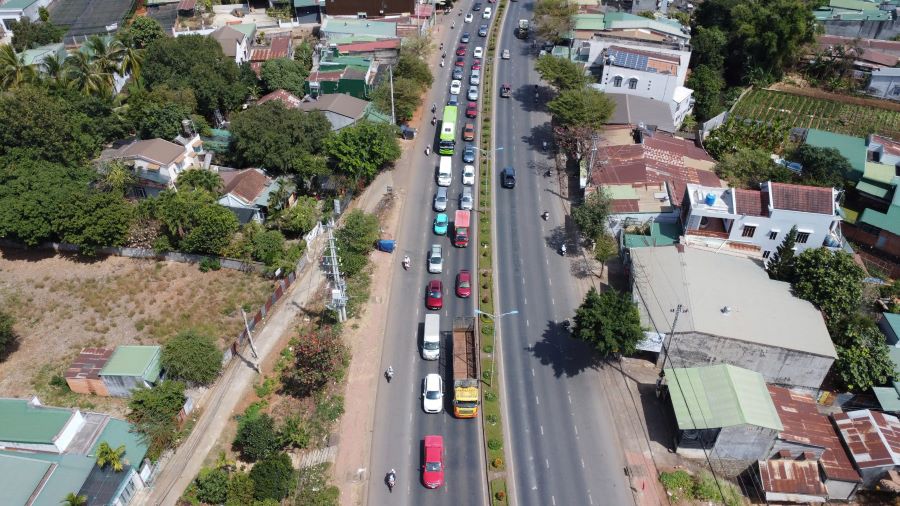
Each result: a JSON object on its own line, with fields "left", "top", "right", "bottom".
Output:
{"left": 704, "top": 193, "right": 716, "bottom": 206}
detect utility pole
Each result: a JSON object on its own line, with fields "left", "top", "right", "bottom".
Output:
{"left": 659, "top": 304, "right": 687, "bottom": 373}
{"left": 240, "top": 309, "right": 260, "bottom": 372}
{"left": 324, "top": 219, "right": 348, "bottom": 322}
{"left": 389, "top": 65, "right": 396, "bottom": 125}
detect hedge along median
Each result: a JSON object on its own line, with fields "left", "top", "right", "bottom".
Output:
{"left": 476, "top": 1, "right": 511, "bottom": 505}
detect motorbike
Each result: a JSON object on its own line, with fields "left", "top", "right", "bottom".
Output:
{"left": 432, "top": 116, "right": 437, "bottom": 125}
{"left": 387, "top": 470, "right": 396, "bottom": 492}
{"left": 385, "top": 366, "right": 394, "bottom": 383}
{"left": 431, "top": 104, "right": 436, "bottom": 114}
{"left": 560, "top": 244, "right": 567, "bottom": 256}
{"left": 425, "top": 146, "right": 432, "bottom": 156}
{"left": 541, "top": 211, "right": 549, "bottom": 221}
{"left": 402, "top": 256, "right": 410, "bottom": 270}
{"left": 440, "top": 59, "right": 445, "bottom": 67}
{"left": 542, "top": 141, "right": 548, "bottom": 151}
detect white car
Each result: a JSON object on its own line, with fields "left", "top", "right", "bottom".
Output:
{"left": 464, "top": 13, "right": 474, "bottom": 23}
{"left": 469, "top": 69, "right": 481, "bottom": 85}
{"left": 450, "top": 79, "right": 462, "bottom": 95}
{"left": 462, "top": 165, "right": 475, "bottom": 185}
{"left": 428, "top": 244, "right": 443, "bottom": 274}
{"left": 459, "top": 188, "right": 473, "bottom": 211}
{"left": 422, "top": 374, "right": 444, "bottom": 413}
{"left": 467, "top": 85, "right": 479, "bottom": 101}
{"left": 502, "top": 49, "right": 510, "bottom": 59}
{"left": 474, "top": 46, "right": 483, "bottom": 59}
{"left": 482, "top": 7, "right": 492, "bottom": 18}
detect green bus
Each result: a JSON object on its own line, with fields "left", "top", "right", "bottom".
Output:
{"left": 439, "top": 106, "right": 458, "bottom": 155}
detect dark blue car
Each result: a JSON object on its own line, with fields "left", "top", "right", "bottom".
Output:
{"left": 462, "top": 145, "right": 476, "bottom": 163}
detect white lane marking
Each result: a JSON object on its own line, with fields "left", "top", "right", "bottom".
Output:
{"left": 546, "top": 258, "right": 549, "bottom": 265}
{"left": 524, "top": 297, "right": 527, "bottom": 305}
{"left": 551, "top": 298, "right": 555, "bottom": 306}
{"left": 548, "top": 277, "right": 552, "bottom": 286}
{"left": 581, "top": 458, "right": 586, "bottom": 469}
{"left": 540, "top": 425, "right": 544, "bottom": 435}
{"left": 535, "top": 395, "right": 539, "bottom": 405}
{"left": 526, "top": 319, "right": 529, "bottom": 327}
{"left": 531, "top": 368, "right": 535, "bottom": 377}
{"left": 574, "top": 425, "right": 579, "bottom": 436}
{"left": 545, "top": 459, "right": 550, "bottom": 469}
{"left": 552, "top": 495, "right": 556, "bottom": 506}
{"left": 568, "top": 394, "right": 572, "bottom": 404}
{"left": 589, "top": 493, "right": 594, "bottom": 505}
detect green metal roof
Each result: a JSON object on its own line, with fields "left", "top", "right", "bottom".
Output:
{"left": 100, "top": 345, "right": 162, "bottom": 382}
{"left": 322, "top": 17, "right": 397, "bottom": 38}
{"left": 0, "top": 399, "right": 74, "bottom": 445}
{"left": 20, "top": 43, "right": 65, "bottom": 67}
{"left": 856, "top": 179, "right": 891, "bottom": 199}
{"left": 294, "top": 0, "right": 318, "bottom": 7}
{"left": 606, "top": 184, "right": 638, "bottom": 200}
{"left": 884, "top": 313, "right": 900, "bottom": 337}
{"left": 24, "top": 454, "right": 95, "bottom": 506}
{"left": 0, "top": 453, "right": 52, "bottom": 505}
{"left": 573, "top": 13, "right": 606, "bottom": 31}
{"left": 91, "top": 419, "right": 149, "bottom": 467}
{"left": 623, "top": 221, "right": 680, "bottom": 248}
{"left": 231, "top": 23, "right": 257, "bottom": 39}
{"left": 864, "top": 162, "right": 897, "bottom": 184}
{"left": 889, "top": 347, "right": 900, "bottom": 373}
{"left": 830, "top": 0, "right": 882, "bottom": 11}
{"left": 364, "top": 105, "right": 391, "bottom": 124}
{"left": 665, "top": 364, "right": 783, "bottom": 431}
{"left": 805, "top": 129, "right": 866, "bottom": 178}
{"left": 0, "top": 0, "right": 41, "bottom": 10}
{"left": 859, "top": 203, "right": 900, "bottom": 235}
{"left": 874, "top": 382, "right": 900, "bottom": 412}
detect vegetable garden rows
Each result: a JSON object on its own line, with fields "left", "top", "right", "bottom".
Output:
{"left": 731, "top": 89, "right": 900, "bottom": 140}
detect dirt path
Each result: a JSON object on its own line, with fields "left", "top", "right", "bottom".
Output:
{"left": 133, "top": 240, "right": 327, "bottom": 506}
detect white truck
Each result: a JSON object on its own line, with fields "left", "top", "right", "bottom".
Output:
{"left": 438, "top": 156, "right": 452, "bottom": 187}
{"left": 423, "top": 314, "right": 440, "bottom": 360}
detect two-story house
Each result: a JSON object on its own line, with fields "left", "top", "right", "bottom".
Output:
{"left": 99, "top": 131, "right": 205, "bottom": 198}
{"left": 680, "top": 181, "right": 843, "bottom": 258}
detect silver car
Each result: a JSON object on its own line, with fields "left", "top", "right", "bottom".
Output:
{"left": 470, "top": 69, "right": 481, "bottom": 86}
{"left": 428, "top": 244, "right": 443, "bottom": 274}
{"left": 459, "top": 187, "right": 473, "bottom": 210}
{"left": 467, "top": 85, "right": 479, "bottom": 101}
{"left": 434, "top": 187, "right": 448, "bottom": 211}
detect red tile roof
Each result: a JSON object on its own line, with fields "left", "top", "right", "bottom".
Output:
{"left": 759, "top": 457, "right": 828, "bottom": 498}
{"left": 871, "top": 134, "right": 900, "bottom": 158}
{"left": 768, "top": 386, "right": 861, "bottom": 483}
{"left": 257, "top": 89, "right": 303, "bottom": 108}
{"left": 769, "top": 182, "right": 835, "bottom": 215}
{"left": 833, "top": 410, "right": 900, "bottom": 470}
{"left": 221, "top": 168, "right": 271, "bottom": 204}
{"left": 65, "top": 348, "right": 114, "bottom": 380}
{"left": 734, "top": 189, "right": 769, "bottom": 217}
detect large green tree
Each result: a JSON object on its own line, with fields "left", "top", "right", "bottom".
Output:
{"left": 233, "top": 413, "right": 282, "bottom": 461}
{"left": 766, "top": 226, "right": 798, "bottom": 282}
{"left": 0, "top": 43, "right": 36, "bottom": 90}
{"left": 371, "top": 76, "right": 422, "bottom": 123}
{"left": 792, "top": 248, "right": 864, "bottom": 324}
{"left": 249, "top": 453, "right": 294, "bottom": 501}
{"left": 9, "top": 18, "right": 64, "bottom": 52}
{"left": 572, "top": 189, "right": 612, "bottom": 241}
{"left": 535, "top": 54, "right": 591, "bottom": 91}
{"left": 533, "top": 0, "right": 577, "bottom": 42}
{"left": 686, "top": 64, "right": 725, "bottom": 122}
{"left": 229, "top": 101, "right": 332, "bottom": 174}
{"left": 282, "top": 325, "right": 347, "bottom": 397}
{"left": 713, "top": 146, "right": 793, "bottom": 189}
{"left": 573, "top": 287, "right": 643, "bottom": 356}
{"left": 690, "top": 26, "right": 728, "bottom": 70}
{"left": 126, "top": 380, "right": 186, "bottom": 459}
{"left": 57, "top": 191, "right": 135, "bottom": 254}
{"left": 294, "top": 41, "right": 314, "bottom": 74}
{"left": 276, "top": 196, "right": 320, "bottom": 236}
{"left": 326, "top": 121, "right": 401, "bottom": 181}
{"left": 547, "top": 88, "right": 614, "bottom": 130}
{"left": 195, "top": 467, "right": 229, "bottom": 504}
{"left": 161, "top": 330, "right": 223, "bottom": 385}
{"left": 792, "top": 144, "right": 851, "bottom": 188}
{"left": 120, "top": 17, "right": 165, "bottom": 49}
{"left": 176, "top": 168, "right": 223, "bottom": 194}
{"left": 152, "top": 189, "right": 239, "bottom": 255}
{"left": 395, "top": 52, "right": 433, "bottom": 88}
{"left": 259, "top": 58, "right": 308, "bottom": 96}
{"left": 831, "top": 316, "right": 897, "bottom": 391}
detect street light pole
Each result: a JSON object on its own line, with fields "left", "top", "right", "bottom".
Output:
{"left": 475, "top": 309, "right": 518, "bottom": 387}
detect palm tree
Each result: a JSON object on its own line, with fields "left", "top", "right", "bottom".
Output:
{"left": 40, "top": 52, "right": 67, "bottom": 90}
{"left": 119, "top": 45, "right": 143, "bottom": 82}
{"left": 95, "top": 441, "right": 126, "bottom": 472}
{"left": 60, "top": 492, "right": 87, "bottom": 506}
{"left": 0, "top": 43, "right": 35, "bottom": 90}
{"left": 99, "top": 161, "right": 136, "bottom": 195}
{"left": 85, "top": 35, "right": 126, "bottom": 78}
{"left": 64, "top": 51, "right": 109, "bottom": 97}
{"left": 176, "top": 168, "right": 224, "bottom": 195}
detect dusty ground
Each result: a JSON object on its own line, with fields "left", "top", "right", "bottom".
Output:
{"left": 0, "top": 249, "right": 273, "bottom": 414}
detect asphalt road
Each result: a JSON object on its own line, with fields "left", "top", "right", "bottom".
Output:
{"left": 366, "top": 4, "right": 494, "bottom": 505}
{"left": 492, "top": 3, "right": 635, "bottom": 505}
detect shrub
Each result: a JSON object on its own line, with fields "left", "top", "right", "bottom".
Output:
{"left": 233, "top": 413, "right": 282, "bottom": 462}
{"left": 492, "top": 457, "right": 503, "bottom": 468}
{"left": 495, "top": 490, "right": 506, "bottom": 501}
{"left": 225, "top": 471, "right": 255, "bottom": 505}
{"left": 199, "top": 257, "right": 221, "bottom": 272}
{"left": 161, "top": 330, "right": 223, "bottom": 385}
{"left": 249, "top": 453, "right": 294, "bottom": 501}
{"left": 659, "top": 470, "right": 693, "bottom": 502}
{"left": 483, "top": 344, "right": 494, "bottom": 353}
{"left": 488, "top": 439, "right": 503, "bottom": 450}
{"left": 126, "top": 380, "right": 186, "bottom": 459}
{"left": 195, "top": 467, "right": 229, "bottom": 504}
{"left": 484, "top": 391, "right": 497, "bottom": 402}
{"left": 0, "top": 310, "right": 17, "bottom": 360}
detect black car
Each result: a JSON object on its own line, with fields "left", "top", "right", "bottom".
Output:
{"left": 478, "top": 24, "right": 489, "bottom": 37}
{"left": 473, "top": 2, "right": 482, "bottom": 10}
{"left": 452, "top": 67, "right": 464, "bottom": 80}
{"left": 501, "top": 167, "right": 516, "bottom": 188}
{"left": 461, "top": 32, "right": 470, "bottom": 43}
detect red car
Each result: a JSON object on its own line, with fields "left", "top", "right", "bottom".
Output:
{"left": 456, "top": 45, "right": 467, "bottom": 56}
{"left": 463, "top": 123, "right": 475, "bottom": 141}
{"left": 456, "top": 270, "right": 472, "bottom": 297}
{"left": 471, "top": 61, "right": 482, "bottom": 71}
{"left": 466, "top": 102, "right": 478, "bottom": 118}
{"left": 454, "top": 56, "right": 465, "bottom": 67}
{"left": 422, "top": 435, "right": 445, "bottom": 489}
{"left": 426, "top": 280, "right": 443, "bottom": 310}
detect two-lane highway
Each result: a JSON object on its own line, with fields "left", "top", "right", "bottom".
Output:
{"left": 492, "top": 3, "right": 634, "bottom": 505}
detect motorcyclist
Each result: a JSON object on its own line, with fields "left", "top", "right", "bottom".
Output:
{"left": 386, "top": 366, "right": 394, "bottom": 382}
{"left": 442, "top": 51, "right": 447, "bottom": 58}
{"left": 403, "top": 255, "right": 410, "bottom": 269}
{"left": 432, "top": 115, "right": 437, "bottom": 125}
{"left": 561, "top": 244, "right": 567, "bottom": 256}
{"left": 541, "top": 211, "right": 549, "bottom": 220}
{"left": 431, "top": 103, "right": 436, "bottom": 114}
{"left": 387, "top": 469, "right": 397, "bottom": 492}
{"left": 439, "top": 42, "right": 444, "bottom": 51}
{"left": 440, "top": 59, "right": 445, "bottom": 67}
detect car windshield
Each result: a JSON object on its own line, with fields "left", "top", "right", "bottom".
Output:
{"left": 430, "top": 289, "right": 442, "bottom": 298}
{"left": 426, "top": 461, "right": 442, "bottom": 472}
{"left": 460, "top": 279, "right": 470, "bottom": 287}
{"left": 424, "top": 341, "right": 440, "bottom": 350}
{"left": 426, "top": 390, "right": 441, "bottom": 399}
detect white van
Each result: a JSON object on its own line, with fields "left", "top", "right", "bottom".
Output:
{"left": 423, "top": 314, "right": 440, "bottom": 360}
{"left": 437, "top": 156, "right": 452, "bottom": 186}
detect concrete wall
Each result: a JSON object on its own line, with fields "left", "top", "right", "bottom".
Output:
{"left": 825, "top": 478, "right": 859, "bottom": 502}
{"left": 657, "top": 332, "right": 835, "bottom": 389}
{"left": 712, "top": 425, "right": 778, "bottom": 461}
{"left": 822, "top": 19, "right": 900, "bottom": 41}
{"left": 101, "top": 375, "right": 150, "bottom": 398}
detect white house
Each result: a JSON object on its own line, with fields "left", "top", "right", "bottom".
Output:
{"left": 100, "top": 134, "right": 206, "bottom": 197}
{"left": 0, "top": 0, "right": 52, "bottom": 35}
{"left": 209, "top": 25, "right": 252, "bottom": 64}
{"left": 593, "top": 44, "right": 693, "bottom": 130}
{"left": 680, "top": 181, "right": 844, "bottom": 259}
{"left": 866, "top": 67, "right": 900, "bottom": 101}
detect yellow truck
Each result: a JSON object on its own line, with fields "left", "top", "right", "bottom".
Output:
{"left": 452, "top": 317, "right": 480, "bottom": 418}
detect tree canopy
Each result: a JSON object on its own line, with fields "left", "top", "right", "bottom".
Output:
{"left": 259, "top": 58, "right": 308, "bottom": 96}
{"left": 229, "top": 102, "right": 332, "bottom": 174}
{"left": 831, "top": 316, "right": 897, "bottom": 392}
{"left": 713, "top": 147, "right": 793, "bottom": 189}
{"left": 176, "top": 168, "right": 223, "bottom": 194}
{"left": 127, "top": 380, "right": 186, "bottom": 459}
{"left": 535, "top": 55, "right": 592, "bottom": 91}
{"left": 573, "top": 287, "right": 643, "bottom": 356}
{"left": 766, "top": 226, "right": 798, "bottom": 282}
{"left": 791, "top": 145, "right": 851, "bottom": 188}
{"left": 249, "top": 453, "right": 294, "bottom": 501}
{"left": 572, "top": 189, "right": 612, "bottom": 241}
{"left": 371, "top": 76, "right": 421, "bottom": 123}
{"left": 685, "top": 64, "right": 725, "bottom": 122}
{"left": 533, "top": 0, "right": 577, "bottom": 42}
{"left": 120, "top": 17, "right": 165, "bottom": 49}
{"left": 161, "top": 330, "right": 223, "bottom": 385}
{"left": 791, "top": 248, "right": 864, "bottom": 324}
{"left": 325, "top": 121, "right": 401, "bottom": 181}
{"left": 9, "top": 18, "right": 64, "bottom": 52}
{"left": 547, "top": 88, "right": 614, "bottom": 130}
{"left": 0, "top": 310, "right": 16, "bottom": 361}
{"left": 151, "top": 189, "right": 239, "bottom": 255}
{"left": 233, "top": 413, "right": 282, "bottom": 462}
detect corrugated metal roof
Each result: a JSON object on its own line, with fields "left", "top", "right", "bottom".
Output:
{"left": 859, "top": 203, "right": 900, "bottom": 235}
{"left": 0, "top": 399, "right": 74, "bottom": 445}
{"left": 833, "top": 409, "right": 900, "bottom": 469}
{"left": 65, "top": 348, "right": 114, "bottom": 381}
{"left": 873, "top": 383, "right": 900, "bottom": 412}
{"left": 864, "top": 161, "right": 897, "bottom": 185}
{"left": 90, "top": 419, "right": 149, "bottom": 466}
{"left": 666, "top": 364, "right": 784, "bottom": 431}
{"left": 100, "top": 345, "right": 162, "bottom": 382}
{"left": 759, "top": 457, "right": 828, "bottom": 501}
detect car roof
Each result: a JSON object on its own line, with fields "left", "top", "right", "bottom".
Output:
{"left": 425, "top": 373, "right": 441, "bottom": 385}
{"left": 429, "top": 279, "right": 441, "bottom": 288}
{"left": 437, "top": 187, "right": 448, "bottom": 196}
{"left": 459, "top": 269, "right": 470, "bottom": 277}
{"left": 424, "top": 434, "right": 443, "bottom": 447}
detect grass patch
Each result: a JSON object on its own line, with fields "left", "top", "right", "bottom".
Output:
{"left": 659, "top": 470, "right": 746, "bottom": 506}
{"left": 491, "top": 477, "right": 508, "bottom": 505}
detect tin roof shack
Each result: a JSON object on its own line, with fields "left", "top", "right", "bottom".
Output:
{"left": 630, "top": 245, "right": 837, "bottom": 389}
{"left": 64, "top": 348, "right": 113, "bottom": 397}
{"left": 99, "top": 346, "right": 162, "bottom": 398}
{"left": 768, "top": 386, "right": 861, "bottom": 501}
{"left": 757, "top": 453, "right": 828, "bottom": 503}
{"left": 833, "top": 409, "right": 900, "bottom": 488}
{"left": 665, "top": 364, "right": 783, "bottom": 475}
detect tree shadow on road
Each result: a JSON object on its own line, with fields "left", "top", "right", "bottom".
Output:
{"left": 512, "top": 84, "right": 546, "bottom": 113}
{"left": 528, "top": 320, "right": 605, "bottom": 378}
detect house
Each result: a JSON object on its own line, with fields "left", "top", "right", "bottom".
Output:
{"left": 0, "top": 397, "right": 149, "bottom": 505}
{"left": 757, "top": 455, "right": 829, "bottom": 503}
{"left": 19, "top": 42, "right": 66, "bottom": 69}
{"left": 99, "top": 345, "right": 162, "bottom": 397}
{"left": 880, "top": 312, "right": 900, "bottom": 346}
{"left": 856, "top": 179, "right": 900, "bottom": 256}
{"left": 815, "top": 34, "right": 900, "bottom": 72}
{"left": 664, "top": 364, "right": 783, "bottom": 470}
{"left": 65, "top": 348, "right": 114, "bottom": 397}
{"left": 322, "top": 0, "right": 413, "bottom": 17}
{"left": 605, "top": 93, "right": 679, "bottom": 133}
{"left": 680, "top": 181, "right": 844, "bottom": 259}
{"left": 98, "top": 132, "right": 206, "bottom": 197}
{"left": 257, "top": 89, "right": 305, "bottom": 108}
{"left": 804, "top": 128, "right": 867, "bottom": 181}
{"left": 814, "top": 0, "right": 891, "bottom": 22}
{"left": 209, "top": 24, "right": 254, "bottom": 65}
{"left": 296, "top": 92, "right": 390, "bottom": 130}
{"left": 570, "top": 12, "right": 690, "bottom": 45}
{"left": 320, "top": 16, "right": 398, "bottom": 40}
{"left": 305, "top": 54, "right": 379, "bottom": 99}
{"left": 833, "top": 409, "right": 900, "bottom": 487}
{"left": 249, "top": 35, "right": 292, "bottom": 75}
{"left": 334, "top": 38, "right": 402, "bottom": 62}
{"left": 867, "top": 67, "right": 900, "bottom": 101}
{"left": 0, "top": 0, "right": 53, "bottom": 35}
{"left": 768, "top": 385, "right": 861, "bottom": 501}
{"left": 630, "top": 245, "right": 837, "bottom": 389}
{"left": 587, "top": 126, "right": 719, "bottom": 227}
{"left": 592, "top": 44, "right": 693, "bottom": 129}
{"left": 292, "top": 0, "right": 322, "bottom": 23}
{"left": 218, "top": 168, "right": 294, "bottom": 224}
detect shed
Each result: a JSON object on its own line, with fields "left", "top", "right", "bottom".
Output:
{"left": 833, "top": 409, "right": 900, "bottom": 487}
{"left": 665, "top": 364, "right": 782, "bottom": 470}
{"left": 757, "top": 454, "right": 828, "bottom": 503}
{"left": 99, "top": 346, "right": 162, "bottom": 397}
{"left": 65, "top": 348, "right": 113, "bottom": 396}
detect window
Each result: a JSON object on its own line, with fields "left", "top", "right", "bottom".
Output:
{"left": 796, "top": 232, "right": 810, "bottom": 244}
{"left": 768, "top": 230, "right": 778, "bottom": 240}
{"left": 613, "top": 76, "right": 623, "bottom": 87}
{"left": 741, "top": 225, "right": 756, "bottom": 238}
{"left": 628, "top": 78, "right": 638, "bottom": 90}
{"left": 133, "top": 187, "right": 147, "bottom": 198}
{"left": 762, "top": 250, "right": 771, "bottom": 259}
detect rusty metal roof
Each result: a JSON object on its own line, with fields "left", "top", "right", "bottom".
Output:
{"left": 65, "top": 348, "right": 114, "bottom": 380}
{"left": 834, "top": 409, "right": 900, "bottom": 470}
{"left": 759, "top": 456, "right": 828, "bottom": 500}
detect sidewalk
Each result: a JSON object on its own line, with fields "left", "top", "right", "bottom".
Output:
{"left": 133, "top": 241, "right": 327, "bottom": 506}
